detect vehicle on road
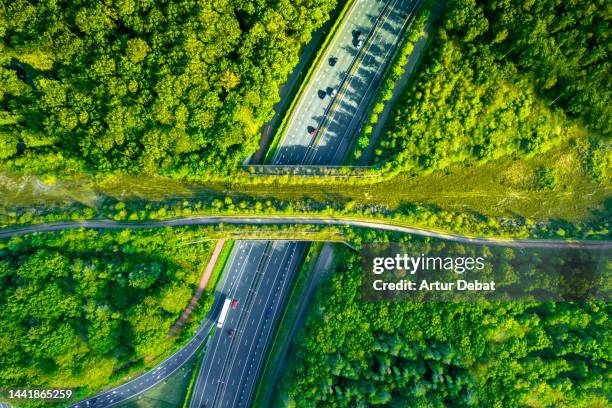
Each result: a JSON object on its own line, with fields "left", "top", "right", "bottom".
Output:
{"left": 309, "top": 127, "right": 318, "bottom": 137}
{"left": 330, "top": 88, "right": 337, "bottom": 98}
{"left": 217, "top": 298, "right": 231, "bottom": 328}
{"left": 231, "top": 299, "right": 238, "bottom": 309}
{"left": 353, "top": 30, "right": 363, "bottom": 49}
{"left": 228, "top": 329, "right": 236, "bottom": 337}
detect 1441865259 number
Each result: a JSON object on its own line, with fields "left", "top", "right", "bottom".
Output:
{"left": 4, "top": 388, "right": 73, "bottom": 401}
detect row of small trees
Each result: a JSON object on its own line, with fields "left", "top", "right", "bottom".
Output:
{"left": 2, "top": 191, "right": 610, "bottom": 241}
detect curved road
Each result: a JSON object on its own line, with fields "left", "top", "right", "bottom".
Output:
{"left": 1, "top": 215, "right": 610, "bottom": 249}
{"left": 67, "top": 295, "right": 227, "bottom": 407}
{"left": 1, "top": 218, "right": 608, "bottom": 408}
{"left": 2, "top": 1, "right": 606, "bottom": 407}
{"left": 64, "top": 240, "right": 293, "bottom": 408}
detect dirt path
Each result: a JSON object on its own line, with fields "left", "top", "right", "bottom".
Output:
{"left": 169, "top": 239, "right": 226, "bottom": 336}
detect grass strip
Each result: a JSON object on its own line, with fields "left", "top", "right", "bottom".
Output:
{"left": 252, "top": 242, "right": 326, "bottom": 408}
{"left": 181, "top": 349, "right": 205, "bottom": 408}
{"left": 205, "top": 240, "right": 235, "bottom": 291}
{"left": 264, "top": 0, "right": 358, "bottom": 163}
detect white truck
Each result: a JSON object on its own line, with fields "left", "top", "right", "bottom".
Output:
{"left": 217, "top": 298, "right": 232, "bottom": 328}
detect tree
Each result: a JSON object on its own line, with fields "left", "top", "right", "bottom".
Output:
{"left": 159, "top": 282, "right": 193, "bottom": 314}
{"left": 0, "top": 0, "right": 338, "bottom": 177}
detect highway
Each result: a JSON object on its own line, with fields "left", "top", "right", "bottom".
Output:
{"left": 187, "top": 8, "right": 434, "bottom": 406}
{"left": 272, "top": 0, "right": 422, "bottom": 165}
{"left": 6, "top": 4, "right": 430, "bottom": 403}
{"left": 58, "top": 241, "right": 304, "bottom": 408}
{"left": 190, "top": 241, "right": 307, "bottom": 408}
{"left": 2, "top": 216, "right": 608, "bottom": 407}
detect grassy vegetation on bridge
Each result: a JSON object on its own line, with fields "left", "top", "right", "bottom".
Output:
{"left": 2, "top": 138, "right": 608, "bottom": 233}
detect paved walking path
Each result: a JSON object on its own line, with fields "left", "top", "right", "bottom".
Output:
{"left": 1, "top": 216, "right": 610, "bottom": 249}
{"left": 168, "top": 239, "right": 226, "bottom": 336}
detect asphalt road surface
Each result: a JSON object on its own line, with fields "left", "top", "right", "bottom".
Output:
{"left": 68, "top": 321, "right": 213, "bottom": 408}
{"left": 3, "top": 217, "right": 610, "bottom": 249}
{"left": 190, "top": 241, "right": 308, "bottom": 408}
{"left": 272, "top": 0, "right": 422, "bottom": 165}
{"left": 4, "top": 1, "right": 608, "bottom": 407}
{"left": 3, "top": 216, "right": 609, "bottom": 406}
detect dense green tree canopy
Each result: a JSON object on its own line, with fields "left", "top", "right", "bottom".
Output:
{"left": 0, "top": 0, "right": 337, "bottom": 175}
{"left": 373, "top": 0, "right": 611, "bottom": 174}
{"left": 277, "top": 247, "right": 610, "bottom": 407}
{"left": 0, "top": 228, "right": 215, "bottom": 398}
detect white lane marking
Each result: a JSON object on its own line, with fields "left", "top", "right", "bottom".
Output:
{"left": 324, "top": 0, "right": 417, "bottom": 165}
{"left": 235, "top": 243, "right": 303, "bottom": 408}
{"left": 272, "top": 0, "right": 375, "bottom": 164}
{"left": 191, "top": 242, "right": 263, "bottom": 408}
{"left": 73, "top": 242, "right": 249, "bottom": 408}
{"left": 216, "top": 242, "right": 293, "bottom": 407}
{"left": 225, "top": 243, "right": 299, "bottom": 408}
{"left": 204, "top": 241, "right": 278, "bottom": 407}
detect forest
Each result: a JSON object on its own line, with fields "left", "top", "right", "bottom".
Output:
{"left": 276, "top": 244, "right": 611, "bottom": 407}
{"left": 372, "top": 0, "right": 610, "bottom": 177}
{"left": 0, "top": 228, "right": 216, "bottom": 401}
{"left": 0, "top": 0, "right": 337, "bottom": 175}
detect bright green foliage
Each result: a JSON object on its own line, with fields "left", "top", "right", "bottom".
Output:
{"left": 277, "top": 247, "right": 610, "bottom": 407}
{"left": 0, "top": 228, "right": 214, "bottom": 394}
{"left": 374, "top": 0, "right": 610, "bottom": 172}
{"left": 0, "top": 0, "right": 337, "bottom": 175}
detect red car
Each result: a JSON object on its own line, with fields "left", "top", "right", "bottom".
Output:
{"left": 309, "top": 127, "right": 318, "bottom": 137}
{"left": 231, "top": 299, "right": 238, "bottom": 309}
